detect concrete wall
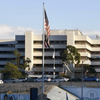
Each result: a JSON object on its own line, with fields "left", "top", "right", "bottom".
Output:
{"left": 47, "top": 86, "right": 80, "bottom": 100}
{"left": 62, "top": 86, "right": 100, "bottom": 100}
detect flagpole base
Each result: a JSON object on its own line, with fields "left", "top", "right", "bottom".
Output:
{"left": 38, "top": 94, "right": 47, "bottom": 100}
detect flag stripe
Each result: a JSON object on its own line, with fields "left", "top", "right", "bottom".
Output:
{"left": 44, "top": 35, "right": 50, "bottom": 48}
{"left": 44, "top": 9, "right": 51, "bottom": 48}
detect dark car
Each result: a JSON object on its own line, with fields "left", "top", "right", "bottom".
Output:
{"left": 68, "top": 78, "right": 81, "bottom": 82}
{"left": 84, "top": 76, "right": 99, "bottom": 81}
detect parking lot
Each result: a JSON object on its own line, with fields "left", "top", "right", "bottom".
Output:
{"left": 0, "top": 81, "right": 100, "bottom": 94}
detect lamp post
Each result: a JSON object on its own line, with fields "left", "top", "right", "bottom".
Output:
{"left": 50, "top": 45, "right": 55, "bottom": 79}
{"left": 53, "top": 47, "right": 55, "bottom": 79}
{"left": 81, "top": 59, "right": 88, "bottom": 100}
{"left": 81, "top": 60, "right": 84, "bottom": 100}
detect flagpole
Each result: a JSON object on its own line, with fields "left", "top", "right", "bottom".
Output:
{"left": 42, "top": 2, "right": 45, "bottom": 94}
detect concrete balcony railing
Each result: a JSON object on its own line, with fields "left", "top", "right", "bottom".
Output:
{"left": 0, "top": 54, "right": 15, "bottom": 58}
{"left": 33, "top": 60, "right": 62, "bottom": 64}
{"left": 33, "top": 52, "right": 60, "bottom": 56}
{"left": 95, "top": 68, "right": 100, "bottom": 72}
{"left": 91, "top": 47, "right": 100, "bottom": 51}
{"left": 80, "top": 53, "right": 91, "bottom": 57}
{"left": 33, "top": 67, "right": 63, "bottom": 72}
{"left": 33, "top": 45, "right": 66, "bottom": 49}
{"left": 75, "top": 45, "right": 91, "bottom": 51}
{"left": 0, "top": 61, "right": 10, "bottom": 65}
{"left": 76, "top": 45, "right": 100, "bottom": 52}
{"left": 91, "top": 61, "right": 100, "bottom": 65}
{"left": 15, "top": 44, "right": 25, "bottom": 48}
{"left": 0, "top": 47, "right": 15, "bottom": 51}
{"left": 91, "top": 54, "right": 100, "bottom": 58}
{"left": 0, "top": 52, "right": 24, "bottom": 58}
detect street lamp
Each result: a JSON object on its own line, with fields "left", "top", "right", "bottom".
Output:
{"left": 81, "top": 58, "right": 88, "bottom": 100}
{"left": 50, "top": 45, "right": 55, "bottom": 79}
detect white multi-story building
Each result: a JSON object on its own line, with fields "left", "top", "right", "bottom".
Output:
{"left": 0, "top": 29, "right": 100, "bottom": 77}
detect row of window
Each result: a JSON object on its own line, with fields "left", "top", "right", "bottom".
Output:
{"left": 0, "top": 51, "right": 14, "bottom": 54}
{"left": 34, "top": 56, "right": 61, "bottom": 59}
{"left": 17, "top": 41, "right": 25, "bottom": 44}
{"left": 0, "top": 44, "right": 15, "bottom": 47}
{"left": 34, "top": 41, "right": 67, "bottom": 44}
{"left": 33, "top": 72, "right": 60, "bottom": 75}
{"left": 0, "top": 51, "right": 24, "bottom": 54}
{"left": 91, "top": 65, "right": 100, "bottom": 68}
{"left": 33, "top": 64, "right": 62, "bottom": 67}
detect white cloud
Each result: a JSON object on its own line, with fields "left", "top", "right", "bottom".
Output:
{"left": 0, "top": 24, "right": 42, "bottom": 39}
{"left": 81, "top": 30, "right": 100, "bottom": 39}
{"left": 0, "top": 24, "right": 100, "bottom": 40}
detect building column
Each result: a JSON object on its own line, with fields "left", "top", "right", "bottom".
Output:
{"left": 25, "top": 31, "right": 33, "bottom": 72}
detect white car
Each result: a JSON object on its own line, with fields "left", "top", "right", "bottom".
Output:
{"left": 0, "top": 80, "right": 3, "bottom": 84}
{"left": 55, "top": 77, "right": 69, "bottom": 82}
{"left": 34, "top": 78, "right": 42, "bottom": 82}
{"left": 47, "top": 78, "right": 51, "bottom": 82}
{"left": 34, "top": 77, "right": 49, "bottom": 82}
{"left": 18, "top": 78, "right": 27, "bottom": 82}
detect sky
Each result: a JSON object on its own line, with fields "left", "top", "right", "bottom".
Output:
{"left": 0, "top": 0, "right": 100, "bottom": 39}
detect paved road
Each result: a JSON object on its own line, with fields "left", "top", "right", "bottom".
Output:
{"left": 0, "top": 81, "right": 100, "bottom": 94}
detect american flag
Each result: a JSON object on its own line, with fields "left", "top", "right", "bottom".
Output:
{"left": 44, "top": 9, "right": 51, "bottom": 48}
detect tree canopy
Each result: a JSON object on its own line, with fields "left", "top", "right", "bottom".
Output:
{"left": 12, "top": 50, "right": 31, "bottom": 70}
{"left": 60, "top": 45, "right": 81, "bottom": 66}
{"left": 2, "top": 50, "right": 31, "bottom": 79}
{"left": 13, "top": 50, "right": 22, "bottom": 68}
{"left": 3, "top": 62, "right": 22, "bottom": 79}
{"left": 21, "top": 57, "right": 31, "bottom": 70}
{"left": 83, "top": 64, "right": 96, "bottom": 73}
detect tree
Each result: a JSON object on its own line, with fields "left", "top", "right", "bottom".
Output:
{"left": 13, "top": 50, "right": 31, "bottom": 77}
{"left": 13, "top": 50, "right": 31, "bottom": 70}
{"left": 13, "top": 50, "right": 22, "bottom": 68}
{"left": 21, "top": 57, "right": 31, "bottom": 70}
{"left": 1, "top": 50, "right": 32, "bottom": 79}
{"left": 20, "top": 57, "right": 31, "bottom": 77}
{"left": 60, "top": 45, "right": 80, "bottom": 66}
{"left": 83, "top": 65, "right": 96, "bottom": 73}
{"left": 3, "top": 62, "right": 22, "bottom": 79}
{"left": 59, "top": 45, "right": 81, "bottom": 77}
{"left": 25, "top": 57, "right": 31, "bottom": 70}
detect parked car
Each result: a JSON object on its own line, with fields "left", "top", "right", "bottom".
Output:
{"left": 46, "top": 78, "right": 51, "bottom": 82}
{"left": 68, "top": 78, "right": 82, "bottom": 82}
{"left": 0, "top": 80, "right": 3, "bottom": 84}
{"left": 51, "top": 78, "right": 56, "bottom": 82}
{"left": 4, "top": 78, "right": 19, "bottom": 83}
{"left": 18, "top": 78, "right": 27, "bottom": 82}
{"left": 27, "top": 77, "right": 38, "bottom": 82}
{"left": 34, "top": 77, "right": 42, "bottom": 82}
{"left": 84, "top": 76, "right": 99, "bottom": 81}
{"left": 13, "top": 79, "right": 19, "bottom": 83}
{"left": 34, "top": 77, "right": 49, "bottom": 82}
{"left": 53, "top": 77, "right": 69, "bottom": 82}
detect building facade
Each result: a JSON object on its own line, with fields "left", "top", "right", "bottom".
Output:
{"left": 0, "top": 29, "right": 100, "bottom": 77}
